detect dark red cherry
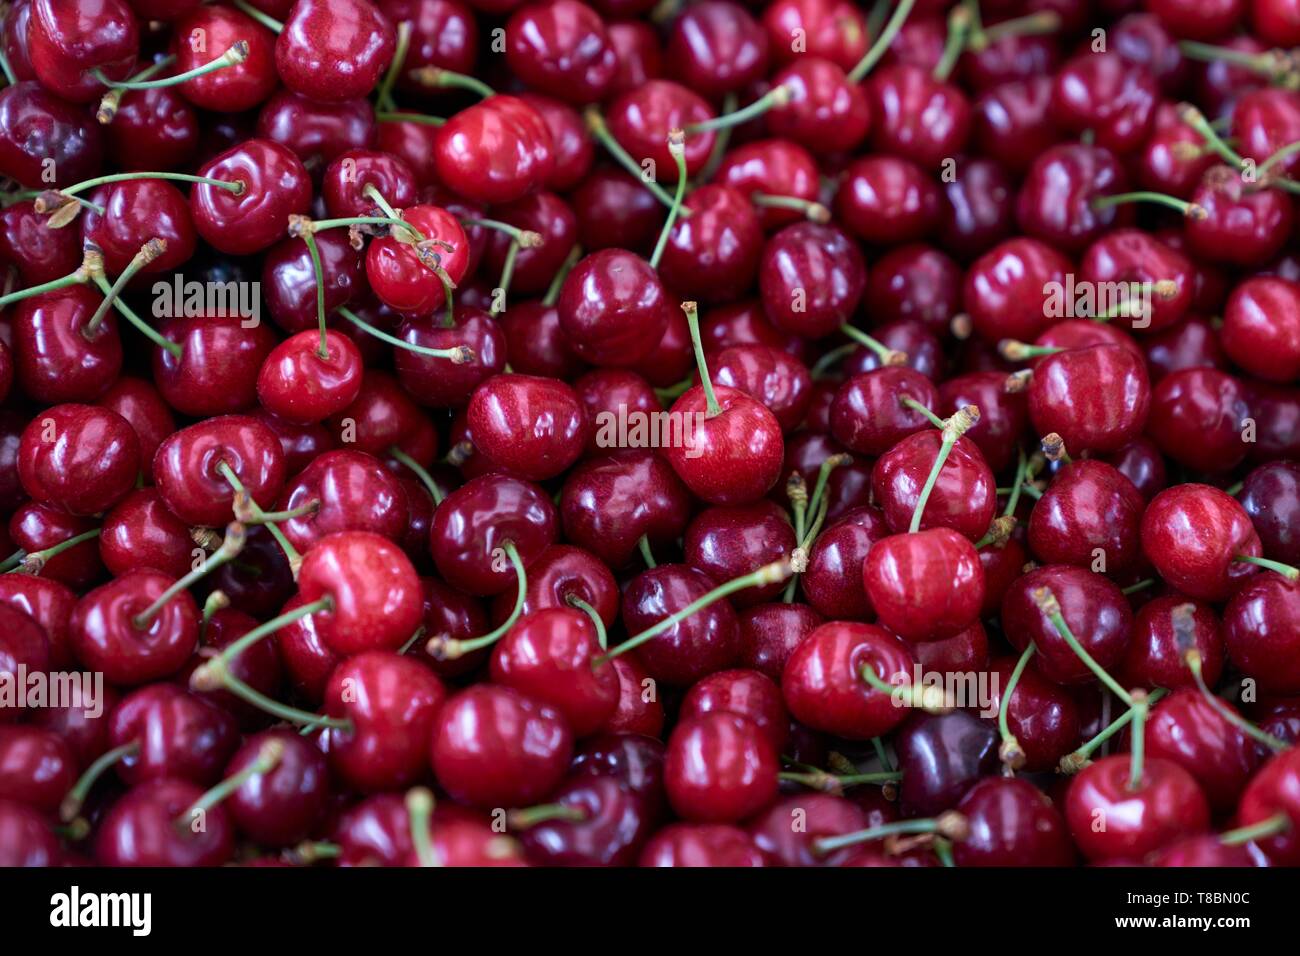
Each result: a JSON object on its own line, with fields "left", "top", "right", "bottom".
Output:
{"left": 276, "top": 0, "right": 396, "bottom": 101}
{"left": 938, "top": 156, "right": 1016, "bottom": 260}
{"left": 394, "top": 308, "right": 506, "bottom": 408}
{"left": 710, "top": 345, "right": 811, "bottom": 431}
{"left": 862, "top": 244, "right": 961, "bottom": 338}
{"left": 94, "top": 778, "right": 234, "bottom": 867}
{"left": 830, "top": 366, "right": 937, "bottom": 457}
{"left": 986, "top": 655, "right": 1081, "bottom": 773}
{"left": 864, "top": 528, "right": 984, "bottom": 643}
{"left": 895, "top": 710, "right": 998, "bottom": 816}
{"left": 664, "top": 712, "right": 777, "bottom": 823}
{"left": 18, "top": 404, "right": 139, "bottom": 516}
{"left": 1139, "top": 689, "right": 1261, "bottom": 811}
{"left": 1240, "top": 462, "right": 1300, "bottom": 566}
{"left": 1142, "top": 315, "right": 1228, "bottom": 384}
{"left": 520, "top": 93, "right": 593, "bottom": 191}
{"left": 1016, "top": 143, "right": 1131, "bottom": 253}
{"left": 153, "top": 315, "right": 278, "bottom": 418}
{"left": 70, "top": 569, "right": 199, "bottom": 686}
{"left": 664, "top": 385, "right": 784, "bottom": 505}
{"left": 98, "top": 377, "right": 175, "bottom": 482}
{"left": 1028, "top": 460, "right": 1145, "bottom": 575}
{"left": 802, "top": 505, "right": 889, "bottom": 620}
{"left": 937, "top": 371, "right": 1027, "bottom": 474}
{"left": 506, "top": 0, "right": 617, "bottom": 103}
{"left": 1237, "top": 748, "right": 1300, "bottom": 865}
{"left": 621, "top": 563, "right": 741, "bottom": 686}
{"left": 737, "top": 603, "right": 822, "bottom": 682}
{"left": 761, "top": 0, "right": 865, "bottom": 72}
{"left": 758, "top": 222, "right": 865, "bottom": 338}
{"left": 640, "top": 822, "right": 764, "bottom": 866}
{"left": 1221, "top": 276, "right": 1300, "bottom": 384}
{"left": 973, "top": 76, "right": 1060, "bottom": 176}
{"left": 963, "top": 237, "right": 1072, "bottom": 343}
{"left": 0, "top": 82, "right": 102, "bottom": 188}
{"left": 223, "top": 728, "right": 328, "bottom": 846}
{"left": 713, "top": 138, "right": 820, "bottom": 232}
{"left": 953, "top": 777, "right": 1076, "bottom": 867}
{"left": 1028, "top": 344, "right": 1150, "bottom": 455}
{"left": 12, "top": 287, "right": 122, "bottom": 404}
{"left": 1102, "top": 436, "right": 1167, "bottom": 501}
{"left": 9, "top": 502, "right": 102, "bottom": 588}
{"left": 607, "top": 79, "right": 715, "bottom": 179}
{"left": 606, "top": 18, "right": 662, "bottom": 96}
{"left": 0, "top": 605, "right": 50, "bottom": 723}
{"left": 255, "top": 89, "right": 377, "bottom": 170}
{"left": 0, "top": 726, "right": 76, "bottom": 814}
{"left": 108, "top": 684, "right": 239, "bottom": 787}
{"left": 834, "top": 155, "right": 939, "bottom": 246}
{"left": 866, "top": 63, "right": 971, "bottom": 170}
{"left": 171, "top": 6, "right": 278, "bottom": 112}
{"left": 515, "top": 773, "right": 653, "bottom": 866}
{"left": 262, "top": 230, "right": 364, "bottom": 333}
{"left": 659, "top": 185, "right": 762, "bottom": 304}
{"left": 679, "top": 669, "right": 788, "bottom": 754}
{"left": 665, "top": 0, "right": 767, "bottom": 96}
{"left": 251, "top": 412, "right": 334, "bottom": 482}
{"left": 257, "top": 330, "right": 363, "bottom": 425}
{"left": 766, "top": 57, "right": 870, "bottom": 154}
{"left": 1186, "top": 165, "right": 1293, "bottom": 267}
{"left": 1078, "top": 228, "right": 1192, "bottom": 333}
{"left": 433, "top": 95, "right": 555, "bottom": 204}
{"left": 191, "top": 138, "right": 312, "bottom": 256}
{"left": 571, "top": 167, "right": 662, "bottom": 254}
{"left": 1050, "top": 52, "right": 1157, "bottom": 154}
{"left": 871, "top": 431, "right": 996, "bottom": 540}
{"left": 153, "top": 415, "right": 286, "bottom": 527}
{"left": 0, "top": 576, "right": 74, "bottom": 671}
{"left": 431, "top": 684, "right": 573, "bottom": 808}
{"left": 685, "top": 502, "right": 795, "bottom": 609}
{"left": 560, "top": 450, "right": 691, "bottom": 568}
{"left": 1223, "top": 574, "right": 1300, "bottom": 696}
{"left": 557, "top": 249, "right": 671, "bottom": 367}
{"left": 1122, "top": 594, "right": 1223, "bottom": 691}
{"left": 467, "top": 374, "right": 587, "bottom": 481}
{"left": 0, "top": 200, "right": 80, "bottom": 284}
{"left": 603, "top": 654, "right": 665, "bottom": 736}
{"left": 27, "top": 0, "right": 137, "bottom": 103}
{"left": 275, "top": 450, "right": 408, "bottom": 554}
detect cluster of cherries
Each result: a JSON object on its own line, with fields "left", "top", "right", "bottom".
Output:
{"left": 0, "top": 0, "right": 1298, "bottom": 869}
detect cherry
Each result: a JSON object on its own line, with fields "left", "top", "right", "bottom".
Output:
{"left": 256, "top": 89, "right": 377, "bottom": 170}
{"left": 27, "top": 0, "right": 138, "bottom": 103}
{"left": 1016, "top": 142, "right": 1133, "bottom": 253}
{"left": 107, "top": 684, "right": 240, "bottom": 787}
{"left": 153, "top": 314, "right": 278, "bottom": 418}
{"left": 275, "top": 449, "right": 409, "bottom": 554}
{"left": 1142, "top": 315, "right": 1228, "bottom": 384}
{"left": 712, "top": 139, "right": 820, "bottom": 232}
{"left": 431, "top": 684, "right": 573, "bottom": 808}
{"left": 434, "top": 95, "right": 555, "bottom": 204}
{"left": 1236, "top": 747, "right": 1300, "bottom": 864}
{"left": 570, "top": 168, "right": 663, "bottom": 254}
{"left": 830, "top": 366, "right": 937, "bottom": 456}
{"left": 1141, "top": 484, "right": 1264, "bottom": 601}
{"left": 1078, "top": 229, "right": 1192, "bottom": 334}
{"left": 467, "top": 373, "right": 587, "bottom": 481}
{"left": 659, "top": 186, "right": 763, "bottom": 305}
{"left": 620, "top": 563, "right": 742, "bottom": 686}
{"left": 1001, "top": 565, "right": 1132, "bottom": 685}
{"left": 684, "top": 501, "right": 796, "bottom": 608}
{"left": 514, "top": 773, "right": 653, "bottom": 866}
{"left": 833, "top": 155, "right": 940, "bottom": 246}
{"left": 297, "top": 531, "right": 423, "bottom": 654}
{"left": 606, "top": 18, "right": 662, "bottom": 96}
{"left": 9, "top": 502, "right": 103, "bottom": 588}
{"left": 761, "top": 0, "right": 865, "bottom": 73}
{"left": 679, "top": 669, "right": 788, "bottom": 754}
{"left": 867, "top": 63, "right": 971, "bottom": 170}
{"left": 1222, "top": 276, "right": 1300, "bottom": 384}
{"left": 782, "top": 621, "right": 918, "bottom": 740}
{"left": 172, "top": 6, "right": 279, "bottom": 113}
{"left": 323, "top": 650, "right": 445, "bottom": 791}
{"left": 187, "top": 607, "right": 285, "bottom": 728}
{"left": 1140, "top": 689, "right": 1261, "bottom": 811}
{"left": 506, "top": 0, "right": 617, "bottom": 103}
{"left": 765, "top": 57, "right": 870, "bottom": 154}
{"left": 917, "top": 620, "right": 988, "bottom": 674}
{"left": 1122, "top": 595, "right": 1224, "bottom": 691}
{"left": 0, "top": 82, "right": 103, "bottom": 188}
{"left": 895, "top": 710, "right": 999, "bottom": 816}
{"left": 963, "top": 236, "right": 1071, "bottom": 344}
{"left": 521, "top": 94, "right": 593, "bottom": 191}
{"left": 0, "top": 576, "right": 76, "bottom": 670}
{"left": 99, "top": 377, "right": 176, "bottom": 481}
{"left": 937, "top": 372, "right": 1027, "bottom": 474}
{"left": 1254, "top": 0, "right": 1300, "bottom": 43}
{"left": 394, "top": 307, "right": 506, "bottom": 407}
{"left": 603, "top": 654, "right": 665, "bottom": 737}
{"left": 430, "top": 473, "right": 558, "bottom": 596}
{"left": 0, "top": 798, "right": 60, "bottom": 866}
{"left": 0, "top": 200, "right": 81, "bottom": 284}
{"left": 1026, "top": 344, "right": 1150, "bottom": 455}
{"left": 0, "top": 726, "right": 76, "bottom": 814}
{"left": 275, "top": 0, "right": 396, "bottom": 101}
{"left": 759, "top": 222, "right": 865, "bottom": 339}
{"left": 256, "top": 331, "right": 363, "bottom": 425}
{"left": 70, "top": 569, "right": 199, "bottom": 686}
{"left": 1028, "top": 460, "right": 1145, "bottom": 575}
{"left": 223, "top": 728, "right": 328, "bottom": 846}
{"left": 1224, "top": 574, "right": 1300, "bottom": 695}
{"left": 560, "top": 450, "right": 691, "bottom": 568}
{"left": 665, "top": 382, "right": 784, "bottom": 506}
{"left": 665, "top": 1, "right": 768, "bottom": 97}
{"left": 94, "top": 777, "right": 234, "bottom": 867}
{"left": 557, "top": 249, "right": 671, "bottom": 367}
{"left": 864, "top": 528, "right": 984, "bottom": 643}
{"left": 952, "top": 777, "right": 1076, "bottom": 867}
{"left": 570, "top": 732, "right": 665, "bottom": 817}
{"left": 153, "top": 415, "right": 286, "bottom": 527}
{"left": 973, "top": 77, "right": 1060, "bottom": 176}
{"left": 938, "top": 156, "right": 1016, "bottom": 260}
{"left": 862, "top": 244, "right": 962, "bottom": 338}
{"left": 18, "top": 403, "right": 139, "bottom": 516}
{"left": 639, "top": 822, "right": 765, "bottom": 866}
{"left": 1064, "top": 755, "right": 1210, "bottom": 863}
{"left": 871, "top": 429, "right": 996, "bottom": 541}
{"left": 1050, "top": 52, "right": 1157, "bottom": 154}
{"left": 263, "top": 230, "right": 364, "bottom": 333}
{"left": 987, "top": 654, "right": 1081, "bottom": 773}
{"left": 1240, "top": 462, "right": 1300, "bottom": 565}
{"left": 664, "top": 712, "right": 776, "bottom": 823}
{"left": 1185, "top": 165, "right": 1293, "bottom": 267}
{"left": 0, "top": 604, "right": 50, "bottom": 722}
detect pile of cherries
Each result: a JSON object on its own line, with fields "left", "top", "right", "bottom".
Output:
{"left": 0, "top": 0, "right": 1299, "bottom": 869}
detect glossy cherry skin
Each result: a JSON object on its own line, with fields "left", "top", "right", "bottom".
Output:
{"left": 937, "top": 372, "right": 1027, "bottom": 475}
{"left": 679, "top": 669, "right": 788, "bottom": 755}
{"left": 70, "top": 570, "right": 199, "bottom": 686}
{"left": 834, "top": 155, "right": 939, "bottom": 246}
{"left": 0, "top": 726, "right": 76, "bottom": 814}
{"left": 1224, "top": 574, "right": 1300, "bottom": 695}
{"left": 27, "top": 0, "right": 137, "bottom": 102}
{"left": 606, "top": 79, "right": 715, "bottom": 179}
{"left": 1016, "top": 143, "right": 1132, "bottom": 254}
{"left": 1121, "top": 595, "right": 1224, "bottom": 691}
{"left": 516, "top": 773, "right": 654, "bottom": 866}
{"left": 107, "top": 684, "right": 239, "bottom": 787}
{"left": 953, "top": 777, "right": 1076, "bottom": 867}
{"left": 153, "top": 315, "right": 278, "bottom": 418}
{"left": 1050, "top": 52, "right": 1157, "bottom": 154}
{"left": 172, "top": 6, "right": 278, "bottom": 112}
{"left": 190, "top": 139, "right": 312, "bottom": 256}
{"left": 867, "top": 64, "right": 971, "bottom": 170}
{"left": 665, "top": 0, "right": 767, "bottom": 96}
{"left": 575, "top": 368, "right": 659, "bottom": 455}
{"left": 761, "top": 0, "right": 865, "bottom": 73}
{"left": 713, "top": 139, "right": 820, "bottom": 232}
{"left": 684, "top": 501, "right": 796, "bottom": 608}
{"left": 80, "top": 180, "right": 195, "bottom": 277}
{"left": 0, "top": 82, "right": 102, "bottom": 188}
{"left": 664, "top": 384, "right": 784, "bottom": 506}
{"left": 262, "top": 230, "right": 364, "bottom": 333}
{"left": 490, "top": 608, "right": 619, "bottom": 736}
{"left": 1141, "top": 484, "right": 1261, "bottom": 602}
{"left": 570, "top": 167, "right": 662, "bottom": 254}
{"left": 664, "top": 712, "right": 777, "bottom": 823}
{"left": 367, "top": 205, "right": 469, "bottom": 318}
{"left": 963, "top": 236, "right": 1071, "bottom": 343}
{"left": 560, "top": 450, "right": 692, "bottom": 568}
{"left": 830, "top": 367, "right": 937, "bottom": 457}
{"left": 734, "top": 604, "right": 821, "bottom": 683}
{"left": 758, "top": 222, "right": 866, "bottom": 338}
{"left": 802, "top": 506, "right": 889, "bottom": 620}
{"left": 1065, "top": 755, "right": 1210, "bottom": 863}
{"left": 1237, "top": 748, "right": 1300, "bottom": 865}
{"left": 895, "top": 710, "right": 999, "bottom": 816}
{"left": 639, "top": 822, "right": 765, "bottom": 866}
{"left": 659, "top": 185, "right": 762, "bottom": 305}
{"left": 323, "top": 650, "right": 445, "bottom": 792}
{"left": 505, "top": 0, "right": 617, "bottom": 103}
{"left": 499, "top": 302, "right": 585, "bottom": 380}
{"left": 434, "top": 95, "right": 555, "bottom": 205}
{"left": 862, "top": 244, "right": 961, "bottom": 337}
{"left": 9, "top": 503, "right": 102, "bottom": 588}
{"left": 321, "top": 149, "right": 417, "bottom": 220}
{"left": 557, "top": 249, "right": 671, "bottom": 367}
{"left": 781, "top": 622, "right": 916, "bottom": 740}
{"left": 0, "top": 605, "right": 50, "bottom": 723}
{"left": 13, "top": 286, "right": 120, "bottom": 403}
{"left": 297, "top": 531, "right": 423, "bottom": 654}
{"left": 488, "top": 543, "right": 617, "bottom": 628}
{"left": 153, "top": 415, "right": 286, "bottom": 527}
{"left": 1139, "top": 689, "right": 1260, "bottom": 811}
{"left": 1221, "top": 276, "right": 1300, "bottom": 383}
{"left": 223, "top": 729, "right": 328, "bottom": 846}
{"left": 602, "top": 654, "right": 665, "bottom": 736}
{"left": 0, "top": 413, "right": 25, "bottom": 513}
{"left": 1028, "top": 460, "right": 1145, "bottom": 575}
{"left": 430, "top": 474, "right": 558, "bottom": 596}
{"left": 1186, "top": 165, "right": 1293, "bottom": 267}
{"left": 0, "top": 576, "right": 74, "bottom": 671}
{"left": 1148, "top": 368, "right": 1251, "bottom": 475}
{"left": 1001, "top": 565, "right": 1132, "bottom": 685}
{"left": 18, "top": 404, "right": 139, "bottom": 516}
{"left": 395, "top": 307, "right": 506, "bottom": 408}
{"left": 99, "top": 377, "right": 176, "bottom": 482}
{"left": 621, "top": 564, "right": 741, "bottom": 687}
{"left": 937, "top": 156, "right": 1015, "bottom": 260}
{"left": 864, "top": 529, "right": 984, "bottom": 643}
{"left": 606, "top": 18, "right": 661, "bottom": 96}
{"left": 745, "top": 793, "right": 877, "bottom": 867}
{"left": 520, "top": 93, "right": 592, "bottom": 192}
{"left": 332, "top": 795, "right": 527, "bottom": 867}
{"left": 275, "top": 0, "right": 396, "bottom": 101}
{"left": 767, "top": 57, "right": 870, "bottom": 154}
{"left": 467, "top": 374, "right": 587, "bottom": 481}
{"left": 256, "top": 330, "right": 363, "bottom": 425}
{"left": 1240, "top": 462, "right": 1300, "bottom": 565}
{"left": 985, "top": 655, "right": 1081, "bottom": 772}
{"left": 432, "top": 684, "right": 573, "bottom": 808}
{"left": 871, "top": 432, "right": 996, "bottom": 541}
{"left": 255, "top": 88, "right": 376, "bottom": 170}
{"left": 275, "top": 450, "right": 408, "bottom": 553}
{"left": 93, "top": 778, "right": 234, "bottom": 867}
{"left": 0, "top": 200, "right": 80, "bottom": 284}
{"left": 1028, "top": 344, "right": 1150, "bottom": 456}
{"left": 1142, "top": 315, "right": 1228, "bottom": 385}
{"left": 972, "top": 76, "right": 1059, "bottom": 177}
{"left": 1079, "top": 228, "right": 1193, "bottom": 334}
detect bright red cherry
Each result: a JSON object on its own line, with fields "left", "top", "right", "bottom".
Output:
{"left": 664, "top": 712, "right": 777, "bottom": 823}
{"left": 18, "top": 404, "right": 139, "bottom": 516}
{"left": 190, "top": 138, "right": 312, "bottom": 256}
{"left": 1141, "top": 484, "right": 1262, "bottom": 602}
{"left": 864, "top": 529, "right": 985, "bottom": 643}
{"left": 297, "top": 531, "right": 423, "bottom": 654}
{"left": 275, "top": 0, "right": 396, "bottom": 102}
{"left": 433, "top": 95, "right": 555, "bottom": 204}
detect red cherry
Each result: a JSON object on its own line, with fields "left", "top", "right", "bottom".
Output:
{"left": 256, "top": 330, "right": 363, "bottom": 424}
{"left": 1141, "top": 484, "right": 1262, "bottom": 601}
{"left": 867, "top": 63, "right": 971, "bottom": 169}
{"left": 759, "top": 222, "right": 866, "bottom": 338}
{"left": 505, "top": 0, "right": 618, "bottom": 103}
{"left": 467, "top": 373, "right": 587, "bottom": 481}
{"left": 9, "top": 502, "right": 102, "bottom": 588}
{"left": 1028, "top": 344, "right": 1151, "bottom": 455}
{"left": 93, "top": 778, "right": 233, "bottom": 867}
{"left": 1236, "top": 747, "right": 1300, "bottom": 864}
{"left": 620, "top": 563, "right": 741, "bottom": 686}
{"left": 639, "top": 822, "right": 765, "bottom": 866}
{"left": 1221, "top": 276, "right": 1300, "bottom": 383}
{"left": 98, "top": 377, "right": 175, "bottom": 481}
{"left": 0, "top": 575, "right": 76, "bottom": 671}
{"left": 834, "top": 155, "right": 940, "bottom": 246}
{"left": 953, "top": 777, "right": 1076, "bottom": 866}
{"left": 275, "top": 449, "right": 409, "bottom": 554}
{"left": 1224, "top": 573, "right": 1300, "bottom": 695}
{"left": 433, "top": 95, "right": 555, "bottom": 204}
{"left": 871, "top": 430, "right": 996, "bottom": 540}
{"left": 963, "top": 236, "right": 1072, "bottom": 343}
{"left": 1122, "top": 594, "right": 1224, "bottom": 691}
{"left": 1050, "top": 52, "right": 1158, "bottom": 154}
{"left": 1065, "top": 755, "right": 1210, "bottom": 862}
{"left": 70, "top": 569, "right": 199, "bottom": 686}
{"left": 297, "top": 531, "right": 423, "bottom": 654}
{"left": 27, "top": 0, "right": 138, "bottom": 103}
{"left": 173, "top": 6, "right": 279, "bottom": 112}
{"left": 263, "top": 230, "right": 364, "bottom": 333}
{"left": 664, "top": 712, "right": 777, "bottom": 823}
{"left": 664, "top": 384, "right": 784, "bottom": 505}
{"left": 190, "top": 138, "right": 312, "bottom": 256}
{"left": 153, "top": 415, "right": 286, "bottom": 527}
{"left": 684, "top": 501, "right": 796, "bottom": 608}
{"left": 107, "top": 684, "right": 239, "bottom": 787}
{"left": 18, "top": 403, "right": 139, "bottom": 516}
{"left": 557, "top": 249, "right": 671, "bottom": 367}
{"left": 766, "top": 57, "right": 870, "bottom": 154}
{"left": 1028, "top": 460, "right": 1145, "bottom": 575}
{"left": 0, "top": 82, "right": 103, "bottom": 188}
{"left": 1139, "top": 689, "right": 1261, "bottom": 811}
{"left": 864, "top": 528, "right": 984, "bottom": 643}
{"left": 275, "top": 0, "right": 396, "bottom": 101}
{"left": 13, "top": 287, "right": 122, "bottom": 404}
{"left": 255, "top": 88, "right": 377, "bottom": 170}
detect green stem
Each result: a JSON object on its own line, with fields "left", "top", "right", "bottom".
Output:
{"left": 638, "top": 535, "right": 657, "bottom": 569}
{"left": 810, "top": 342, "right": 856, "bottom": 380}
{"left": 390, "top": 446, "right": 444, "bottom": 506}
{"left": 543, "top": 244, "right": 582, "bottom": 308}
{"left": 335, "top": 305, "right": 471, "bottom": 362}
{"left": 584, "top": 108, "right": 680, "bottom": 209}
{"left": 60, "top": 742, "right": 138, "bottom": 822}
{"left": 1220, "top": 813, "right": 1290, "bottom": 847}
{"left": 301, "top": 230, "right": 329, "bottom": 358}
{"left": 98, "top": 56, "right": 176, "bottom": 123}
{"left": 375, "top": 111, "right": 446, "bottom": 126}
{"left": 310, "top": 215, "right": 423, "bottom": 242}
{"left": 1128, "top": 694, "right": 1149, "bottom": 790}
{"left": 177, "top": 738, "right": 283, "bottom": 828}
{"left": 1004, "top": 447, "right": 1028, "bottom": 518}
{"left": 1061, "top": 691, "right": 1167, "bottom": 771}
{"left": 649, "top": 135, "right": 689, "bottom": 270}
{"left": 406, "top": 788, "right": 442, "bottom": 866}
{"left": 1122, "top": 578, "right": 1155, "bottom": 596}
{"left": 1034, "top": 587, "right": 1133, "bottom": 706}
{"left": 814, "top": 818, "right": 941, "bottom": 856}
{"left": 0, "top": 267, "right": 91, "bottom": 308}
{"left": 1235, "top": 554, "right": 1300, "bottom": 581}
{"left": 1091, "top": 191, "right": 1205, "bottom": 220}
{"left": 805, "top": 455, "right": 849, "bottom": 540}
{"left": 132, "top": 525, "right": 245, "bottom": 628}
{"left": 216, "top": 462, "right": 301, "bottom": 570}
{"left": 92, "top": 42, "right": 249, "bottom": 90}
{"left": 1188, "top": 654, "right": 1288, "bottom": 753}
{"left": 492, "top": 239, "right": 520, "bottom": 316}
{"left": 426, "top": 543, "right": 526, "bottom": 658}
{"left": 998, "top": 643, "right": 1035, "bottom": 747}
{"left": 849, "top": 0, "right": 917, "bottom": 83}
{"left": 899, "top": 395, "right": 945, "bottom": 429}
{"left": 231, "top": 0, "right": 283, "bottom": 32}
{"left": 841, "top": 324, "right": 905, "bottom": 365}
{"left": 10, "top": 528, "right": 101, "bottom": 575}
{"left": 686, "top": 86, "right": 791, "bottom": 134}
{"left": 681, "top": 300, "right": 721, "bottom": 418}
{"left": 566, "top": 594, "right": 607, "bottom": 650}
{"left": 932, "top": 5, "right": 971, "bottom": 81}
{"left": 376, "top": 21, "right": 412, "bottom": 112}
{"left": 749, "top": 192, "right": 830, "bottom": 222}
{"left": 412, "top": 66, "right": 493, "bottom": 99}
{"left": 508, "top": 803, "right": 587, "bottom": 828}
{"left": 55, "top": 171, "right": 244, "bottom": 200}
{"left": 872, "top": 737, "right": 894, "bottom": 773}
{"left": 86, "top": 239, "right": 168, "bottom": 336}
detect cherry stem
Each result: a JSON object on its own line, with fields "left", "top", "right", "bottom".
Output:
{"left": 230, "top": 0, "right": 283, "bottom": 32}
{"left": 584, "top": 108, "right": 681, "bottom": 210}
{"left": 682, "top": 300, "right": 722, "bottom": 418}
{"left": 810, "top": 342, "right": 856, "bottom": 380}
{"left": 806, "top": 454, "right": 850, "bottom": 534}
{"left": 1180, "top": 612, "right": 1288, "bottom": 753}
{"left": 192, "top": 597, "right": 333, "bottom": 692}
{"left": 686, "top": 86, "right": 792, "bottom": 134}
{"left": 784, "top": 474, "right": 809, "bottom": 603}
{"left": 697, "top": 92, "right": 738, "bottom": 183}
{"left": 176, "top": 739, "right": 284, "bottom": 830}
{"left": 1040, "top": 432, "right": 1070, "bottom": 464}
{"left": 597, "top": 560, "right": 792, "bottom": 664}
{"left": 975, "top": 10, "right": 1060, "bottom": 47}
{"left": 778, "top": 770, "right": 902, "bottom": 794}
{"left": 0, "top": 26, "right": 14, "bottom": 87}
{"left": 411, "top": 66, "right": 493, "bottom": 99}
{"left": 335, "top": 305, "right": 472, "bottom": 363}
{"left": 814, "top": 815, "right": 966, "bottom": 856}
{"left": 849, "top": 0, "right": 917, "bottom": 83}
{"left": 1122, "top": 578, "right": 1155, "bottom": 595}
{"left": 390, "top": 446, "right": 444, "bottom": 506}
{"left": 86, "top": 268, "right": 182, "bottom": 356}
{"left": 133, "top": 524, "right": 246, "bottom": 629}
{"left": 974, "top": 515, "right": 1017, "bottom": 550}
{"left": 309, "top": 215, "right": 424, "bottom": 244}
{"left": 376, "top": 20, "right": 412, "bottom": 112}
{"left": 909, "top": 405, "right": 980, "bottom": 534}
{"left": 933, "top": 4, "right": 972, "bottom": 81}
{"left": 1177, "top": 41, "right": 1291, "bottom": 80}
{"left": 288, "top": 841, "right": 341, "bottom": 864}
{"left": 0, "top": 549, "right": 23, "bottom": 574}
{"left": 99, "top": 56, "right": 176, "bottom": 123}
{"left": 1127, "top": 691, "right": 1150, "bottom": 791}
{"left": 202, "top": 591, "right": 229, "bottom": 636}
{"left": 93, "top": 42, "right": 249, "bottom": 91}
{"left": 1092, "top": 190, "right": 1207, "bottom": 220}
{"left": 297, "top": 230, "right": 329, "bottom": 358}
{"left": 899, "top": 395, "right": 944, "bottom": 429}
{"left": 493, "top": 239, "right": 521, "bottom": 316}
{"left": 859, "top": 662, "right": 949, "bottom": 711}
{"left": 638, "top": 535, "right": 657, "bottom": 569}
{"left": 998, "top": 339, "right": 1061, "bottom": 361}
{"left": 85, "top": 238, "right": 168, "bottom": 336}
{"left": 1060, "top": 688, "right": 1166, "bottom": 772}
{"left": 0, "top": 261, "right": 93, "bottom": 308}
{"left": 425, "top": 542, "right": 526, "bottom": 659}
{"left": 1033, "top": 586, "right": 1133, "bottom": 706}
{"left": 9, "top": 528, "right": 101, "bottom": 576}
{"left": 1220, "top": 813, "right": 1290, "bottom": 847}
{"left": 398, "top": 627, "right": 426, "bottom": 655}
{"left": 376, "top": 111, "right": 446, "bottom": 126}
{"left": 842, "top": 324, "right": 907, "bottom": 365}
{"left": 543, "top": 244, "right": 582, "bottom": 308}
{"left": 245, "top": 501, "right": 319, "bottom": 524}
{"left": 217, "top": 461, "right": 302, "bottom": 572}
{"left": 406, "top": 787, "right": 442, "bottom": 867}
{"left": 565, "top": 594, "right": 607, "bottom": 650}
{"left": 649, "top": 131, "right": 689, "bottom": 270}
{"left": 749, "top": 192, "right": 831, "bottom": 223}
{"left": 1234, "top": 554, "right": 1300, "bottom": 581}
{"left": 1177, "top": 103, "right": 1246, "bottom": 168}
{"left": 998, "top": 644, "right": 1035, "bottom": 770}
{"left": 508, "top": 803, "right": 587, "bottom": 828}
{"left": 48, "top": 171, "right": 244, "bottom": 202}
{"left": 60, "top": 741, "right": 138, "bottom": 823}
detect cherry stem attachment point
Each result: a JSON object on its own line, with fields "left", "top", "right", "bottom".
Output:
{"left": 842, "top": 324, "right": 907, "bottom": 366}
{"left": 132, "top": 523, "right": 246, "bottom": 629}
{"left": 425, "top": 542, "right": 526, "bottom": 659}
{"left": 649, "top": 130, "right": 689, "bottom": 270}
{"left": 176, "top": 739, "right": 284, "bottom": 830}
{"left": 686, "top": 86, "right": 792, "bottom": 134}
{"left": 814, "top": 812, "right": 968, "bottom": 855}
{"left": 566, "top": 594, "right": 607, "bottom": 650}
{"left": 217, "top": 461, "right": 302, "bottom": 573}
{"left": 1033, "top": 586, "right": 1133, "bottom": 706}
{"left": 998, "top": 644, "right": 1036, "bottom": 772}
{"left": 10, "top": 528, "right": 101, "bottom": 576}
{"left": 1234, "top": 554, "right": 1300, "bottom": 581}
{"left": 60, "top": 741, "right": 139, "bottom": 823}
{"left": 909, "top": 405, "right": 980, "bottom": 533}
